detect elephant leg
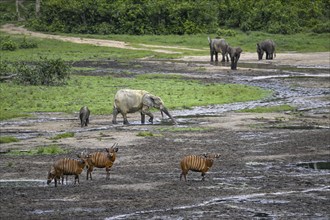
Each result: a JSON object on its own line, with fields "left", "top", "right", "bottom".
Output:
{"left": 141, "top": 106, "right": 154, "bottom": 123}
{"left": 215, "top": 52, "right": 218, "bottom": 62}
{"left": 147, "top": 112, "right": 154, "bottom": 123}
{"left": 140, "top": 112, "right": 146, "bottom": 124}
{"left": 226, "top": 54, "right": 229, "bottom": 62}
{"left": 230, "top": 56, "right": 235, "bottom": 70}
{"left": 266, "top": 52, "right": 270, "bottom": 59}
{"left": 210, "top": 51, "right": 214, "bottom": 62}
{"left": 122, "top": 113, "right": 129, "bottom": 125}
{"left": 221, "top": 53, "right": 226, "bottom": 62}
{"left": 112, "top": 107, "right": 119, "bottom": 124}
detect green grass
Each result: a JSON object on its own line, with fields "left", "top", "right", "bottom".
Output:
{"left": 0, "top": 74, "right": 271, "bottom": 120}
{"left": 237, "top": 104, "right": 296, "bottom": 113}
{"left": 50, "top": 132, "right": 75, "bottom": 140}
{"left": 158, "top": 127, "right": 210, "bottom": 132}
{"left": 8, "top": 144, "right": 69, "bottom": 155}
{"left": 61, "top": 31, "right": 330, "bottom": 53}
{"left": 136, "top": 131, "right": 161, "bottom": 137}
{"left": 1, "top": 30, "right": 329, "bottom": 63}
{"left": 0, "top": 136, "right": 19, "bottom": 144}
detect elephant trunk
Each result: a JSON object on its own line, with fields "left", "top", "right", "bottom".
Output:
{"left": 161, "top": 107, "right": 177, "bottom": 125}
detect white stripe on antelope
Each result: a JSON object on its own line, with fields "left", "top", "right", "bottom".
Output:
{"left": 85, "top": 143, "right": 119, "bottom": 180}
{"left": 180, "top": 153, "right": 220, "bottom": 181}
{"left": 47, "top": 154, "right": 88, "bottom": 187}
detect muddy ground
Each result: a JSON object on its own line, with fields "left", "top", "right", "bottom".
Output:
{"left": 1, "top": 51, "right": 330, "bottom": 219}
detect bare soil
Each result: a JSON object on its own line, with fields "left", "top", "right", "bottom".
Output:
{"left": 0, "top": 25, "right": 330, "bottom": 219}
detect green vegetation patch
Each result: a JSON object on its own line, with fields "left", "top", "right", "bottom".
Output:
{"left": 50, "top": 132, "right": 75, "bottom": 140}
{"left": 158, "top": 127, "right": 210, "bottom": 132}
{"left": 0, "top": 136, "right": 19, "bottom": 144}
{"left": 8, "top": 144, "right": 69, "bottom": 156}
{"left": 237, "top": 105, "right": 295, "bottom": 113}
{"left": 136, "top": 131, "right": 156, "bottom": 137}
{"left": 0, "top": 74, "right": 271, "bottom": 120}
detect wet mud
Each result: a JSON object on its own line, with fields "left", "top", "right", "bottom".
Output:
{"left": 0, "top": 55, "right": 329, "bottom": 219}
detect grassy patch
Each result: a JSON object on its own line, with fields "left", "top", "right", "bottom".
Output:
{"left": 0, "top": 74, "right": 271, "bottom": 120}
{"left": 237, "top": 105, "right": 295, "bottom": 113}
{"left": 8, "top": 144, "right": 68, "bottom": 156}
{"left": 136, "top": 131, "right": 162, "bottom": 137}
{"left": 50, "top": 132, "right": 75, "bottom": 140}
{"left": 158, "top": 127, "right": 210, "bottom": 132}
{"left": 0, "top": 31, "right": 329, "bottom": 63}
{"left": 0, "top": 136, "right": 19, "bottom": 144}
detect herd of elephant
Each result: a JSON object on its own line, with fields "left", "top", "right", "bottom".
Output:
{"left": 78, "top": 39, "right": 276, "bottom": 125}
{"left": 208, "top": 37, "right": 276, "bottom": 70}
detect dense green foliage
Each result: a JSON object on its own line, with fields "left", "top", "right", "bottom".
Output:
{"left": 23, "top": 0, "right": 329, "bottom": 35}
{"left": 0, "top": 57, "right": 71, "bottom": 86}
{"left": 0, "top": 35, "right": 38, "bottom": 51}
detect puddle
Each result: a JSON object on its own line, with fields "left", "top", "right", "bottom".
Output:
{"left": 105, "top": 187, "right": 329, "bottom": 220}
{"left": 31, "top": 207, "right": 106, "bottom": 215}
{"left": 297, "top": 161, "right": 330, "bottom": 170}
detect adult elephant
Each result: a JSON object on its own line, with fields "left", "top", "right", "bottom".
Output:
{"left": 228, "top": 46, "right": 243, "bottom": 70}
{"left": 112, "top": 89, "right": 177, "bottom": 125}
{"left": 208, "top": 37, "right": 229, "bottom": 62}
{"left": 257, "top": 40, "right": 276, "bottom": 60}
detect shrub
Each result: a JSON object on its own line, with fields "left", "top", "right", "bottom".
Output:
{"left": 312, "top": 22, "right": 330, "bottom": 33}
{"left": 15, "top": 57, "right": 71, "bottom": 86}
{"left": 1, "top": 39, "right": 17, "bottom": 51}
{"left": 216, "top": 28, "right": 237, "bottom": 37}
{"left": 19, "top": 37, "right": 38, "bottom": 49}
{"left": 0, "top": 60, "right": 15, "bottom": 77}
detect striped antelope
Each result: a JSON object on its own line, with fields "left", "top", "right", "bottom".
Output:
{"left": 47, "top": 154, "right": 88, "bottom": 187}
{"left": 180, "top": 153, "right": 221, "bottom": 181}
{"left": 85, "top": 143, "right": 119, "bottom": 180}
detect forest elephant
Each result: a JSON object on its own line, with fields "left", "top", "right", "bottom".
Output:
{"left": 79, "top": 106, "right": 90, "bottom": 127}
{"left": 228, "top": 46, "right": 243, "bottom": 70}
{"left": 257, "top": 40, "right": 276, "bottom": 60}
{"left": 112, "top": 89, "right": 177, "bottom": 125}
{"left": 208, "top": 37, "right": 229, "bottom": 62}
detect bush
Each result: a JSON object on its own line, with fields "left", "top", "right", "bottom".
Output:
{"left": 19, "top": 37, "right": 38, "bottom": 49}
{"left": 312, "top": 22, "right": 330, "bottom": 33}
{"left": 1, "top": 39, "right": 17, "bottom": 51}
{"left": 0, "top": 61, "right": 16, "bottom": 77}
{"left": 216, "top": 28, "right": 237, "bottom": 37}
{"left": 15, "top": 57, "right": 71, "bottom": 86}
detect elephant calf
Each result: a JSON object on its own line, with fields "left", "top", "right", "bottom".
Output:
{"left": 112, "top": 89, "right": 177, "bottom": 125}
{"left": 228, "top": 46, "right": 243, "bottom": 70}
{"left": 257, "top": 40, "right": 276, "bottom": 60}
{"left": 208, "top": 37, "right": 229, "bottom": 62}
{"left": 79, "top": 106, "right": 90, "bottom": 127}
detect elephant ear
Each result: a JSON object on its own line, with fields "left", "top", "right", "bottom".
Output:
{"left": 142, "top": 94, "right": 155, "bottom": 107}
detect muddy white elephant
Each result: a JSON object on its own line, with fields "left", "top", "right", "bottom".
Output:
{"left": 228, "top": 46, "right": 243, "bottom": 70}
{"left": 112, "top": 89, "right": 177, "bottom": 125}
{"left": 208, "top": 37, "right": 229, "bottom": 62}
{"left": 257, "top": 40, "right": 276, "bottom": 60}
